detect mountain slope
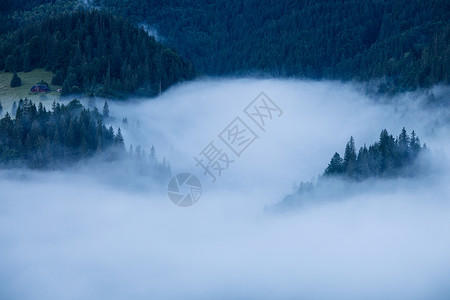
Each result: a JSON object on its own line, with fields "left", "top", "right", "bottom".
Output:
{"left": 0, "top": 9, "right": 197, "bottom": 96}
{"left": 96, "top": 0, "right": 450, "bottom": 92}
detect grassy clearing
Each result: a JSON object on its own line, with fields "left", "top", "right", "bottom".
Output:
{"left": 0, "top": 69, "right": 62, "bottom": 111}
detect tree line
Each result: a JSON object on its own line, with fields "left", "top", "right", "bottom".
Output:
{"left": 0, "top": 9, "right": 197, "bottom": 96}
{"left": 95, "top": 0, "right": 449, "bottom": 93}
{"left": 0, "top": 98, "right": 170, "bottom": 178}
{"left": 3, "top": 0, "right": 447, "bottom": 93}
{"left": 324, "top": 128, "right": 426, "bottom": 180}
{"left": 0, "top": 0, "right": 82, "bottom": 36}
{"left": 277, "top": 128, "right": 429, "bottom": 210}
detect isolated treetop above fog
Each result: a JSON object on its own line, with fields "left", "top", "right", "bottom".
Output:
{"left": 324, "top": 128, "right": 426, "bottom": 180}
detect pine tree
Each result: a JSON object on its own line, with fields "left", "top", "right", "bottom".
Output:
{"left": 103, "top": 100, "right": 110, "bottom": 118}
{"left": 355, "top": 145, "right": 370, "bottom": 179}
{"left": 378, "top": 129, "right": 395, "bottom": 174}
{"left": 410, "top": 130, "right": 421, "bottom": 158}
{"left": 397, "top": 127, "right": 410, "bottom": 165}
{"left": 96, "top": 120, "right": 103, "bottom": 153}
{"left": 150, "top": 145, "right": 156, "bottom": 159}
{"left": 398, "top": 127, "right": 410, "bottom": 151}
{"left": 10, "top": 72, "right": 22, "bottom": 87}
{"left": 343, "top": 136, "right": 357, "bottom": 176}
{"left": 114, "top": 127, "right": 125, "bottom": 151}
{"left": 324, "top": 152, "right": 344, "bottom": 175}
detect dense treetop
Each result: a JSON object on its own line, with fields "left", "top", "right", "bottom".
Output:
{"left": 0, "top": 0, "right": 81, "bottom": 36}
{"left": 0, "top": 98, "right": 170, "bottom": 179}
{"left": 1, "top": 0, "right": 447, "bottom": 93}
{"left": 324, "top": 128, "right": 427, "bottom": 180}
{"left": 277, "top": 128, "right": 429, "bottom": 210}
{"left": 0, "top": 98, "right": 121, "bottom": 168}
{"left": 0, "top": 9, "right": 196, "bottom": 96}
{"left": 96, "top": 0, "right": 449, "bottom": 92}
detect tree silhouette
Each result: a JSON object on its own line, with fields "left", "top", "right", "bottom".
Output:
{"left": 324, "top": 128, "right": 426, "bottom": 180}
{"left": 10, "top": 72, "right": 22, "bottom": 87}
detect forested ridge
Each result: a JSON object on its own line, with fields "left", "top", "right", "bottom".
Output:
{"left": 1, "top": 0, "right": 448, "bottom": 93}
{"left": 278, "top": 128, "right": 429, "bottom": 209}
{"left": 0, "top": 9, "right": 196, "bottom": 96}
{"left": 324, "top": 128, "right": 427, "bottom": 180}
{"left": 0, "top": 98, "right": 171, "bottom": 178}
{"left": 96, "top": 0, "right": 449, "bottom": 92}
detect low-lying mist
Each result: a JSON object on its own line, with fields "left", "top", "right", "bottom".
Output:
{"left": 1, "top": 79, "right": 449, "bottom": 299}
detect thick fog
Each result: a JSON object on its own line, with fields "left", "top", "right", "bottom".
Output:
{"left": 1, "top": 79, "right": 449, "bottom": 299}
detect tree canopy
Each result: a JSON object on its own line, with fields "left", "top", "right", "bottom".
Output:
{"left": 10, "top": 72, "right": 22, "bottom": 87}
{"left": 96, "top": 0, "right": 450, "bottom": 92}
{"left": 0, "top": 9, "right": 197, "bottom": 96}
{"left": 0, "top": 98, "right": 170, "bottom": 177}
{"left": 324, "top": 128, "right": 427, "bottom": 180}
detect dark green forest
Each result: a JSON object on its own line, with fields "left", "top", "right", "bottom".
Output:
{"left": 0, "top": 98, "right": 170, "bottom": 177}
{"left": 1, "top": 0, "right": 448, "bottom": 93}
{"left": 324, "top": 128, "right": 426, "bottom": 180}
{"left": 277, "top": 128, "right": 428, "bottom": 209}
{"left": 0, "top": 9, "right": 196, "bottom": 96}
{"left": 0, "top": 1, "right": 82, "bottom": 38}
{"left": 96, "top": 0, "right": 449, "bottom": 92}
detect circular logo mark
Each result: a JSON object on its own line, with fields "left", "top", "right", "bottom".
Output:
{"left": 167, "top": 173, "right": 202, "bottom": 207}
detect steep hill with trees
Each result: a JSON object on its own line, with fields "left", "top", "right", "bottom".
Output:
{"left": 0, "top": 9, "right": 196, "bottom": 96}
{"left": 96, "top": 0, "right": 449, "bottom": 93}
{"left": 277, "top": 128, "right": 428, "bottom": 209}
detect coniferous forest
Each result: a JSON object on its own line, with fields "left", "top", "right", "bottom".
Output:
{"left": 0, "top": 3, "right": 186, "bottom": 173}
{"left": 0, "top": 98, "right": 170, "bottom": 179}
{"left": 1, "top": 0, "right": 449, "bottom": 94}
{"left": 95, "top": 0, "right": 449, "bottom": 92}
{"left": 278, "top": 128, "right": 429, "bottom": 209}
{"left": 324, "top": 128, "right": 426, "bottom": 180}
{"left": 0, "top": 98, "right": 123, "bottom": 168}
{"left": 0, "top": 9, "right": 196, "bottom": 96}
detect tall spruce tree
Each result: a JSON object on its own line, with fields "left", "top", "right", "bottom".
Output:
{"left": 10, "top": 72, "right": 22, "bottom": 87}
{"left": 343, "top": 136, "right": 357, "bottom": 177}
{"left": 324, "top": 152, "right": 344, "bottom": 176}
{"left": 103, "top": 101, "right": 110, "bottom": 118}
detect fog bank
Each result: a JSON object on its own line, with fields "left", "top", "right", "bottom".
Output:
{"left": 1, "top": 79, "right": 449, "bottom": 299}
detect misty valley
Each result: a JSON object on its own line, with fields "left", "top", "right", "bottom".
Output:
{"left": 0, "top": 1, "right": 449, "bottom": 300}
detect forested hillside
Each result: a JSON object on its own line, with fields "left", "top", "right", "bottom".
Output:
{"left": 0, "top": 98, "right": 122, "bottom": 168}
{"left": 0, "top": 9, "right": 196, "bottom": 96}
{"left": 96, "top": 0, "right": 450, "bottom": 92}
{"left": 0, "top": 0, "right": 80, "bottom": 36}
{"left": 0, "top": 97, "right": 171, "bottom": 177}
{"left": 278, "top": 128, "right": 429, "bottom": 210}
